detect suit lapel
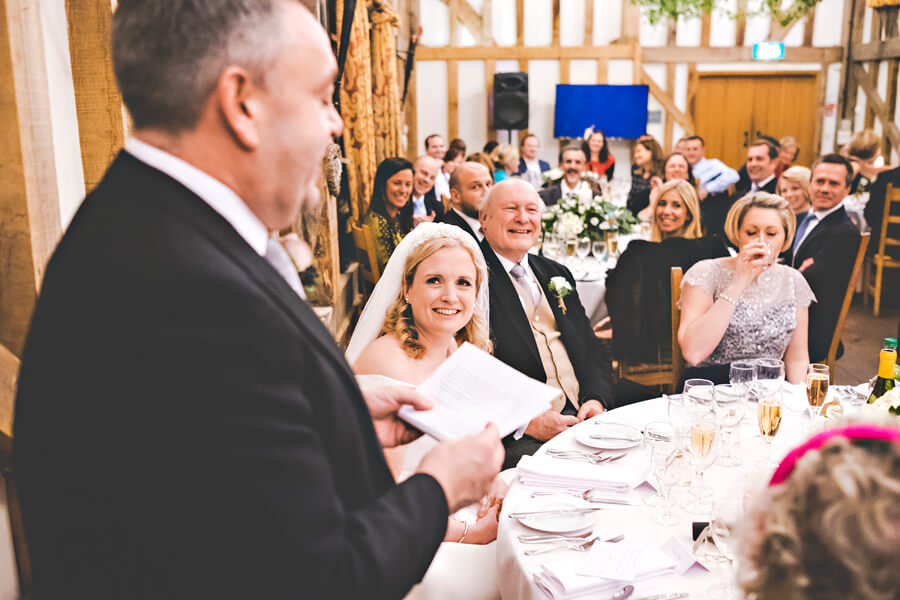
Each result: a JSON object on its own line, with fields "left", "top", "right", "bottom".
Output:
{"left": 793, "top": 206, "right": 847, "bottom": 263}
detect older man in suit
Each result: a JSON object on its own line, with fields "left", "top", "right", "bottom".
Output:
{"left": 791, "top": 153, "right": 861, "bottom": 362}
{"left": 12, "top": 2, "right": 503, "bottom": 598}
{"left": 480, "top": 179, "right": 615, "bottom": 468}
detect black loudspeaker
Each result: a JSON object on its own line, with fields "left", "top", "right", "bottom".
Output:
{"left": 493, "top": 72, "right": 529, "bottom": 130}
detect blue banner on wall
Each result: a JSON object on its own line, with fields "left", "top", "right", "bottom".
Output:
{"left": 553, "top": 84, "right": 649, "bottom": 139}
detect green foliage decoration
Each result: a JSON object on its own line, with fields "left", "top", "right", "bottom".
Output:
{"left": 632, "top": 0, "right": 822, "bottom": 28}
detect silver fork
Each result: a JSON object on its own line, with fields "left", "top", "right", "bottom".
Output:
{"left": 545, "top": 451, "right": 626, "bottom": 464}
{"left": 530, "top": 490, "right": 634, "bottom": 505}
{"left": 518, "top": 531, "right": 593, "bottom": 543}
{"left": 523, "top": 536, "right": 598, "bottom": 556}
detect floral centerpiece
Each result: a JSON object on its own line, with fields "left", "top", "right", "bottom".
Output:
{"left": 541, "top": 188, "right": 638, "bottom": 241}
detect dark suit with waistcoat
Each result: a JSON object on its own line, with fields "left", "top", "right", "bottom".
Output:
{"left": 13, "top": 153, "right": 448, "bottom": 599}
{"left": 790, "top": 205, "right": 860, "bottom": 362}
{"left": 480, "top": 241, "right": 614, "bottom": 468}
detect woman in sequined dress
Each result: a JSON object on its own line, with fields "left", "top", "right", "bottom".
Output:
{"left": 677, "top": 193, "right": 816, "bottom": 386}
{"left": 363, "top": 157, "right": 415, "bottom": 273}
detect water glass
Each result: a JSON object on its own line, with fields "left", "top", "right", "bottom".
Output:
{"left": 654, "top": 446, "right": 685, "bottom": 526}
{"left": 713, "top": 384, "right": 744, "bottom": 467}
{"left": 575, "top": 236, "right": 592, "bottom": 267}
{"left": 642, "top": 422, "right": 674, "bottom": 508}
{"left": 755, "top": 358, "right": 784, "bottom": 399}
{"left": 684, "top": 378, "right": 714, "bottom": 410}
{"left": 708, "top": 496, "right": 744, "bottom": 599}
{"left": 542, "top": 234, "right": 560, "bottom": 261}
{"left": 667, "top": 394, "right": 691, "bottom": 447}
{"left": 592, "top": 239, "right": 607, "bottom": 262}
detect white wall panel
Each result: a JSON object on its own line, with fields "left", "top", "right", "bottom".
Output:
{"left": 559, "top": 0, "right": 586, "bottom": 47}
{"left": 821, "top": 63, "right": 841, "bottom": 154}
{"left": 492, "top": 0, "right": 517, "bottom": 45}
{"left": 607, "top": 60, "right": 633, "bottom": 84}
{"left": 523, "top": 0, "right": 552, "bottom": 46}
{"left": 676, "top": 15, "right": 702, "bottom": 47}
{"left": 528, "top": 60, "right": 561, "bottom": 165}
{"left": 743, "top": 0, "right": 771, "bottom": 46}
{"left": 420, "top": 0, "right": 450, "bottom": 46}
{"left": 569, "top": 59, "right": 597, "bottom": 84}
{"left": 812, "top": 0, "right": 843, "bottom": 47}
{"left": 639, "top": 11, "right": 668, "bottom": 47}
{"left": 416, "top": 61, "right": 448, "bottom": 155}
{"left": 593, "top": 0, "right": 622, "bottom": 45}
{"left": 458, "top": 61, "right": 488, "bottom": 154}
{"left": 710, "top": 0, "right": 738, "bottom": 47}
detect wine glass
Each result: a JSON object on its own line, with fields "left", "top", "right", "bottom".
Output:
{"left": 713, "top": 384, "right": 744, "bottom": 467}
{"left": 576, "top": 236, "right": 591, "bottom": 269}
{"left": 592, "top": 239, "right": 607, "bottom": 263}
{"left": 730, "top": 360, "right": 757, "bottom": 424}
{"left": 667, "top": 394, "right": 691, "bottom": 448}
{"left": 684, "top": 378, "right": 714, "bottom": 410}
{"left": 754, "top": 358, "right": 784, "bottom": 400}
{"left": 806, "top": 363, "right": 830, "bottom": 420}
{"left": 757, "top": 393, "right": 783, "bottom": 468}
{"left": 642, "top": 422, "right": 673, "bottom": 508}
{"left": 654, "top": 445, "right": 685, "bottom": 526}
{"left": 688, "top": 406, "right": 718, "bottom": 514}
{"left": 542, "top": 233, "right": 560, "bottom": 261}
{"left": 708, "top": 496, "right": 744, "bottom": 599}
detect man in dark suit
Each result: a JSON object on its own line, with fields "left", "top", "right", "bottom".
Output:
{"left": 480, "top": 179, "right": 615, "bottom": 468}
{"left": 790, "top": 153, "right": 861, "bottom": 363}
{"left": 539, "top": 146, "right": 597, "bottom": 206}
{"left": 12, "top": 3, "right": 503, "bottom": 598}
{"left": 437, "top": 161, "right": 492, "bottom": 240}
{"left": 411, "top": 155, "right": 444, "bottom": 226}
{"left": 706, "top": 139, "right": 779, "bottom": 240}
{"left": 514, "top": 133, "right": 551, "bottom": 189}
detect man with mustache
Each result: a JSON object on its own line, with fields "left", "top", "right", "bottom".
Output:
{"left": 539, "top": 146, "right": 598, "bottom": 206}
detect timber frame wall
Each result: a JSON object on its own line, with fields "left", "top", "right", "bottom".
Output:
{"left": 405, "top": 0, "right": 843, "bottom": 157}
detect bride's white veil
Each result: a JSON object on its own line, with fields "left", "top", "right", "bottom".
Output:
{"left": 345, "top": 222, "right": 489, "bottom": 365}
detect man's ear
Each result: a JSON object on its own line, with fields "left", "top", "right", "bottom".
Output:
{"left": 217, "top": 66, "right": 261, "bottom": 150}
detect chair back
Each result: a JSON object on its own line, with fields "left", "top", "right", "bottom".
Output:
{"left": 350, "top": 220, "right": 380, "bottom": 288}
{"left": 670, "top": 267, "right": 685, "bottom": 388}
{"left": 827, "top": 232, "right": 870, "bottom": 370}
{"left": 0, "top": 344, "right": 28, "bottom": 598}
{"left": 876, "top": 184, "right": 900, "bottom": 257}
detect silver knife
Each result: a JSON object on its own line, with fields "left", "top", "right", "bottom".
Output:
{"left": 633, "top": 594, "right": 689, "bottom": 600}
{"left": 590, "top": 434, "right": 642, "bottom": 442}
{"left": 508, "top": 506, "right": 604, "bottom": 519}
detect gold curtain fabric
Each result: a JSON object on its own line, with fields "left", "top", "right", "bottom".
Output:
{"left": 337, "top": 0, "right": 378, "bottom": 223}
{"left": 869, "top": 0, "right": 900, "bottom": 7}
{"left": 370, "top": 0, "right": 403, "bottom": 165}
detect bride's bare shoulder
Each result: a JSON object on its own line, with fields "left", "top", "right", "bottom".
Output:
{"left": 352, "top": 334, "right": 409, "bottom": 377}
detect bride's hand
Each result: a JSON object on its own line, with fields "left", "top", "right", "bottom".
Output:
{"left": 464, "top": 504, "right": 500, "bottom": 544}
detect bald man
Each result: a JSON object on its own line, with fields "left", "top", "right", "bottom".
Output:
{"left": 479, "top": 179, "right": 615, "bottom": 468}
{"left": 437, "top": 161, "right": 493, "bottom": 240}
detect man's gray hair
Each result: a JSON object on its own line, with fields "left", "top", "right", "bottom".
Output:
{"left": 112, "top": 0, "right": 288, "bottom": 132}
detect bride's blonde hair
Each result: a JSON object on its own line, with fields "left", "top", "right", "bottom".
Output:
{"left": 381, "top": 235, "right": 491, "bottom": 358}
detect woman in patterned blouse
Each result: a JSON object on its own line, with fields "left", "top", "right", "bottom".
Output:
{"left": 364, "top": 157, "right": 414, "bottom": 272}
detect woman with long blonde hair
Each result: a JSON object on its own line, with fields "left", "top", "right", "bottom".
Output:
{"left": 649, "top": 179, "right": 703, "bottom": 242}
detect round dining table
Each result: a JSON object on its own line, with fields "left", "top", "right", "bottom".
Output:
{"left": 496, "top": 392, "right": 817, "bottom": 600}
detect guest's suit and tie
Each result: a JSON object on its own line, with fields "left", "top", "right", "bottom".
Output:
{"left": 705, "top": 176, "right": 777, "bottom": 240}
{"left": 481, "top": 240, "right": 615, "bottom": 467}
{"left": 13, "top": 152, "right": 449, "bottom": 599}
{"left": 415, "top": 187, "right": 445, "bottom": 219}
{"left": 437, "top": 207, "right": 480, "bottom": 240}
{"left": 790, "top": 205, "right": 860, "bottom": 362}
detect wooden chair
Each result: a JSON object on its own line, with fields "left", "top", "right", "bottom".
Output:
{"left": 0, "top": 345, "right": 29, "bottom": 598}
{"left": 863, "top": 183, "right": 900, "bottom": 316}
{"left": 827, "top": 232, "right": 871, "bottom": 371}
{"left": 350, "top": 220, "right": 380, "bottom": 290}
{"left": 616, "top": 267, "right": 684, "bottom": 393}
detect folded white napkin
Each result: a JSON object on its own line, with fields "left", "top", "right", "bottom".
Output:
{"left": 517, "top": 455, "right": 647, "bottom": 492}
{"left": 780, "top": 382, "right": 811, "bottom": 412}
{"left": 534, "top": 544, "right": 676, "bottom": 599}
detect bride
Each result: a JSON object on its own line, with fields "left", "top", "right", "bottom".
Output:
{"left": 346, "top": 223, "right": 504, "bottom": 599}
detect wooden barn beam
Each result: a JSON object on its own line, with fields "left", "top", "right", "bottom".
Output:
{"left": 852, "top": 62, "right": 900, "bottom": 152}
{"left": 640, "top": 66, "right": 694, "bottom": 135}
{"left": 852, "top": 38, "right": 900, "bottom": 61}
{"left": 803, "top": 7, "right": 817, "bottom": 47}
{"left": 641, "top": 45, "right": 841, "bottom": 63}
{"left": 416, "top": 44, "right": 635, "bottom": 60}
{"left": 839, "top": 0, "right": 867, "bottom": 127}
{"left": 66, "top": 0, "right": 125, "bottom": 194}
{"left": 437, "top": 0, "right": 484, "bottom": 44}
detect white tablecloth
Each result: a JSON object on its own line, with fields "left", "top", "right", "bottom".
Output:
{"left": 497, "top": 394, "right": 816, "bottom": 599}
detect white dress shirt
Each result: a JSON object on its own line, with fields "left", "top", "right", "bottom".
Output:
{"left": 692, "top": 157, "right": 740, "bottom": 195}
{"left": 125, "top": 137, "right": 269, "bottom": 257}
{"left": 433, "top": 170, "right": 451, "bottom": 202}
{"left": 452, "top": 207, "right": 483, "bottom": 241}
{"left": 794, "top": 201, "right": 845, "bottom": 251}
{"left": 495, "top": 252, "right": 540, "bottom": 310}
{"left": 560, "top": 179, "right": 587, "bottom": 199}
{"left": 411, "top": 194, "right": 427, "bottom": 217}
{"left": 750, "top": 174, "right": 776, "bottom": 193}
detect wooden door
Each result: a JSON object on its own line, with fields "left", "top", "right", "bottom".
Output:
{"left": 692, "top": 72, "right": 818, "bottom": 171}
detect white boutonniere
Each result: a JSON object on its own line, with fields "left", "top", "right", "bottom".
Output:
{"left": 548, "top": 276, "right": 573, "bottom": 315}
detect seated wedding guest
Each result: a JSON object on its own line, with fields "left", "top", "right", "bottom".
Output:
{"left": 847, "top": 128, "right": 885, "bottom": 195}
{"left": 706, "top": 139, "right": 779, "bottom": 241}
{"left": 449, "top": 137, "right": 467, "bottom": 155}
{"left": 437, "top": 161, "right": 493, "bottom": 241}
{"left": 679, "top": 193, "right": 814, "bottom": 385}
{"left": 490, "top": 144, "right": 518, "bottom": 183}
{"left": 739, "top": 423, "right": 900, "bottom": 600}
{"left": 778, "top": 165, "right": 812, "bottom": 215}
{"left": 480, "top": 179, "right": 614, "bottom": 468}
{"left": 466, "top": 151, "right": 495, "bottom": 180}
{"left": 638, "top": 152, "right": 698, "bottom": 222}
{"left": 582, "top": 128, "right": 615, "bottom": 180}
{"left": 364, "top": 157, "right": 414, "bottom": 272}
{"left": 682, "top": 135, "right": 739, "bottom": 200}
{"left": 777, "top": 135, "right": 799, "bottom": 177}
{"left": 13, "top": 2, "right": 505, "bottom": 598}
{"left": 539, "top": 146, "right": 595, "bottom": 206}
{"left": 626, "top": 134, "right": 664, "bottom": 217}
{"left": 483, "top": 140, "right": 499, "bottom": 155}
{"left": 514, "top": 134, "right": 550, "bottom": 190}
{"left": 648, "top": 179, "right": 703, "bottom": 242}
{"left": 425, "top": 133, "right": 446, "bottom": 160}
{"left": 735, "top": 135, "right": 781, "bottom": 193}
{"left": 443, "top": 144, "right": 466, "bottom": 178}
{"left": 790, "top": 154, "right": 861, "bottom": 363}
{"left": 411, "top": 156, "right": 444, "bottom": 227}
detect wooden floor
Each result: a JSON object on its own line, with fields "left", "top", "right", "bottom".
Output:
{"left": 833, "top": 301, "right": 900, "bottom": 384}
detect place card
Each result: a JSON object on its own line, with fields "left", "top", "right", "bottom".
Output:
{"left": 576, "top": 542, "right": 677, "bottom": 582}
{"left": 661, "top": 536, "right": 711, "bottom": 575}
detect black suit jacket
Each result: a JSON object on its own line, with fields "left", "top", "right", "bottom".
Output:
{"left": 417, "top": 188, "right": 444, "bottom": 218}
{"left": 704, "top": 176, "right": 777, "bottom": 240}
{"left": 436, "top": 207, "right": 479, "bottom": 240}
{"left": 13, "top": 153, "right": 448, "bottom": 599}
{"left": 790, "top": 206, "right": 861, "bottom": 362}
{"left": 539, "top": 182, "right": 564, "bottom": 206}
{"left": 480, "top": 241, "right": 614, "bottom": 409}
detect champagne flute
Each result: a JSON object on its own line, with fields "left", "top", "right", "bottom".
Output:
{"left": 607, "top": 233, "right": 619, "bottom": 257}
{"left": 757, "top": 393, "right": 783, "bottom": 468}
{"left": 806, "top": 363, "right": 830, "bottom": 420}
{"left": 565, "top": 235, "right": 577, "bottom": 257}
{"left": 688, "top": 406, "right": 718, "bottom": 514}
{"left": 576, "top": 236, "right": 591, "bottom": 269}
{"left": 714, "top": 384, "right": 744, "bottom": 467}
{"left": 592, "top": 239, "right": 607, "bottom": 263}
{"left": 642, "top": 422, "right": 673, "bottom": 508}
